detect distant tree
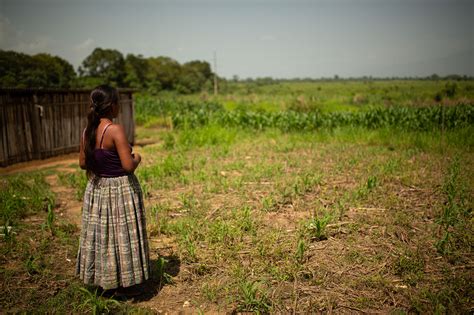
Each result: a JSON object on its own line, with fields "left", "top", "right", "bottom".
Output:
{"left": 0, "top": 50, "right": 30, "bottom": 87}
{"left": 445, "top": 74, "right": 462, "bottom": 81}
{"left": 147, "top": 56, "right": 181, "bottom": 90}
{"left": 183, "top": 60, "right": 212, "bottom": 80}
{"left": 124, "top": 53, "right": 149, "bottom": 89}
{"left": 0, "top": 50, "right": 76, "bottom": 88}
{"left": 175, "top": 60, "right": 213, "bottom": 93}
{"left": 79, "top": 48, "right": 126, "bottom": 87}
{"left": 255, "top": 77, "right": 275, "bottom": 86}
{"left": 33, "top": 53, "right": 76, "bottom": 87}
{"left": 176, "top": 62, "right": 207, "bottom": 94}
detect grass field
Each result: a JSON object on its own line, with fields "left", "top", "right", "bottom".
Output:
{"left": 144, "top": 79, "right": 474, "bottom": 113}
{"left": 1, "top": 80, "right": 473, "bottom": 313}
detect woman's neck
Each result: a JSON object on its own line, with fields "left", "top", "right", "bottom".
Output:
{"left": 100, "top": 116, "right": 113, "bottom": 123}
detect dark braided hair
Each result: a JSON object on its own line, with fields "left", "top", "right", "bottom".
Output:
{"left": 84, "top": 84, "right": 119, "bottom": 179}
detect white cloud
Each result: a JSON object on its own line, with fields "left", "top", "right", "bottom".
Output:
{"left": 74, "top": 38, "right": 95, "bottom": 51}
{"left": 13, "top": 35, "right": 55, "bottom": 54}
{"left": 260, "top": 34, "right": 277, "bottom": 41}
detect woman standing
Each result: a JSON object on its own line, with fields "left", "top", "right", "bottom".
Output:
{"left": 76, "top": 84, "right": 150, "bottom": 294}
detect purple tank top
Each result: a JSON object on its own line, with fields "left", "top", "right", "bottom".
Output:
{"left": 84, "top": 124, "right": 132, "bottom": 177}
{"left": 93, "top": 148, "right": 130, "bottom": 177}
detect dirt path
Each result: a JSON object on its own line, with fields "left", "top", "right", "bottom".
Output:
{"left": 45, "top": 172, "right": 83, "bottom": 227}
{"left": 0, "top": 153, "right": 79, "bottom": 176}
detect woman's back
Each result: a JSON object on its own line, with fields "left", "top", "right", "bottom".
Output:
{"left": 87, "top": 122, "right": 131, "bottom": 177}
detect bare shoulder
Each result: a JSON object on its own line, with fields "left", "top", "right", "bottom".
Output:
{"left": 108, "top": 123, "right": 126, "bottom": 138}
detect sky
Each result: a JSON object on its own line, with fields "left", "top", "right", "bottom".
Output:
{"left": 0, "top": 0, "right": 473, "bottom": 79}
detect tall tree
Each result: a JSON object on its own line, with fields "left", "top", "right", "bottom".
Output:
{"left": 183, "top": 60, "right": 213, "bottom": 80}
{"left": 124, "top": 53, "right": 149, "bottom": 89}
{"left": 78, "top": 48, "right": 126, "bottom": 87}
{"left": 147, "top": 56, "right": 181, "bottom": 90}
{"left": 33, "top": 53, "right": 76, "bottom": 87}
{"left": 0, "top": 50, "right": 29, "bottom": 87}
{"left": 0, "top": 50, "right": 76, "bottom": 88}
{"left": 176, "top": 61, "right": 209, "bottom": 93}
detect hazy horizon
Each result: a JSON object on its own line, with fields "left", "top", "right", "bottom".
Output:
{"left": 1, "top": 0, "right": 472, "bottom": 79}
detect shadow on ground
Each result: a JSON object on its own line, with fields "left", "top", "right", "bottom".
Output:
{"left": 131, "top": 254, "right": 181, "bottom": 302}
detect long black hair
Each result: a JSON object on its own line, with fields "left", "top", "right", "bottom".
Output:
{"left": 84, "top": 84, "right": 119, "bottom": 178}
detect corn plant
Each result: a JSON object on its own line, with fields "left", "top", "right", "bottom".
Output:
{"left": 2, "top": 221, "right": 13, "bottom": 242}
{"left": 179, "top": 233, "right": 197, "bottom": 262}
{"left": 41, "top": 203, "right": 55, "bottom": 236}
{"left": 233, "top": 206, "right": 255, "bottom": 235}
{"left": 155, "top": 257, "right": 173, "bottom": 285}
{"left": 25, "top": 255, "right": 40, "bottom": 275}
{"left": 77, "top": 287, "right": 121, "bottom": 315}
{"left": 236, "top": 280, "right": 271, "bottom": 313}
{"left": 295, "top": 238, "right": 307, "bottom": 263}
{"left": 168, "top": 103, "right": 474, "bottom": 132}
{"left": 180, "top": 192, "right": 198, "bottom": 212}
{"left": 306, "top": 212, "right": 332, "bottom": 241}
{"left": 355, "top": 175, "right": 378, "bottom": 200}
{"left": 207, "top": 219, "right": 235, "bottom": 244}
{"left": 261, "top": 195, "right": 277, "bottom": 212}
{"left": 367, "top": 175, "right": 378, "bottom": 190}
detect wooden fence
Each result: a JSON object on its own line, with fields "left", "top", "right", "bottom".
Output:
{"left": 0, "top": 88, "right": 136, "bottom": 167}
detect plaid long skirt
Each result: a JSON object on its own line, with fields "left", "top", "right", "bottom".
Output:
{"left": 75, "top": 174, "right": 150, "bottom": 289}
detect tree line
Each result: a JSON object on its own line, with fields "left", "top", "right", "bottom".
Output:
{"left": 0, "top": 48, "right": 214, "bottom": 94}
{"left": 1, "top": 48, "right": 472, "bottom": 93}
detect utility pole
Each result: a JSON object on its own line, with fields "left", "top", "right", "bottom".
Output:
{"left": 213, "top": 51, "right": 218, "bottom": 95}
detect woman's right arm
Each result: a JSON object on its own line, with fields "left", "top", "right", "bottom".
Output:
{"left": 112, "top": 125, "right": 141, "bottom": 173}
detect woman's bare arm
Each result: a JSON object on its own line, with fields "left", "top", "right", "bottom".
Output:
{"left": 111, "top": 124, "right": 141, "bottom": 173}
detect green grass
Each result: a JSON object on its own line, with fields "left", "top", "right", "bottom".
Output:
{"left": 0, "top": 172, "right": 55, "bottom": 227}
{"left": 435, "top": 156, "right": 473, "bottom": 260}
{"left": 141, "top": 80, "right": 474, "bottom": 112}
{"left": 57, "top": 170, "right": 88, "bottom": 201}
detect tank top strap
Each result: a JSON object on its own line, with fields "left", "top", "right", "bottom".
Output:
{"left": 99, "top": 123, "right": 113, "bottom": 149}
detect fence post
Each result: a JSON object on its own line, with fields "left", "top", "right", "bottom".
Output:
{"left": 30, "top": 93, "right": 43, "bottom": 159}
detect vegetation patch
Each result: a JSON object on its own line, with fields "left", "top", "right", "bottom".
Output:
{"left": 2, "top": 81, "right": 473, "bottom": 313}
